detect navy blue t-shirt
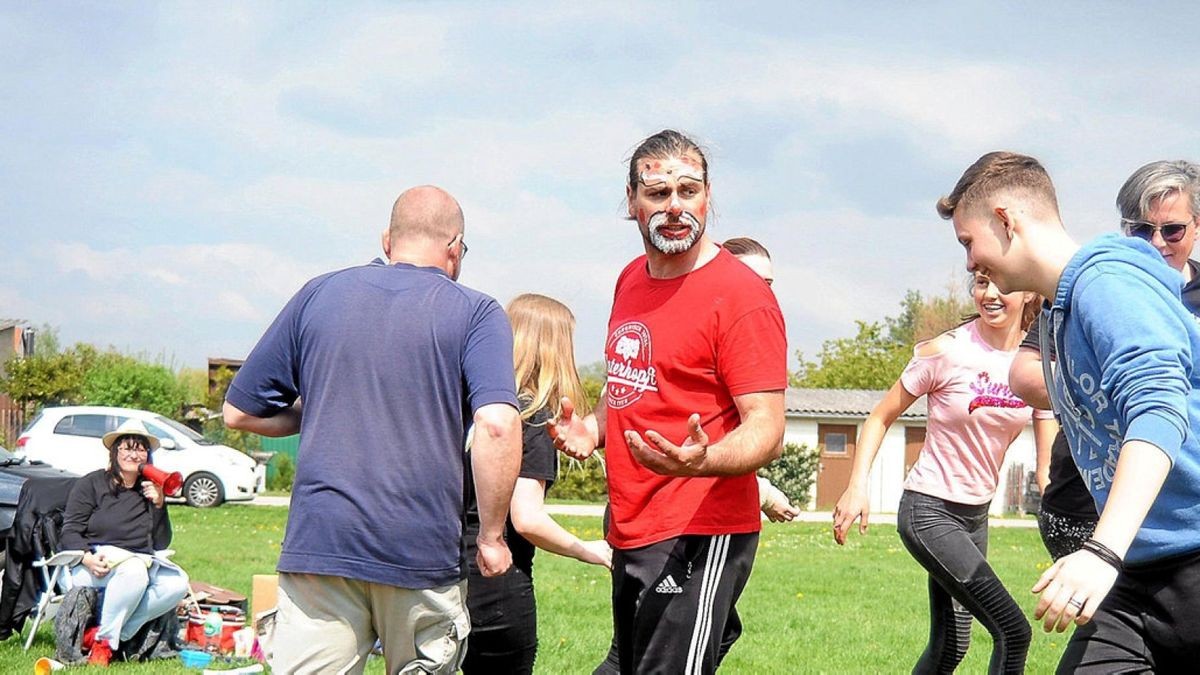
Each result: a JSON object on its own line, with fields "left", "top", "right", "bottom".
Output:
{"left": 227, "top": 259, "right": 518, "bottom": 588}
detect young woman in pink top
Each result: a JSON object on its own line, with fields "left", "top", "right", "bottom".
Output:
{"left": 832, "top": 273, "right": 1046, "bottom": 675}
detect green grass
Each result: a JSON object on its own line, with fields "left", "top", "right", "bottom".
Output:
{"left": 1, "top": 508, "right": 1070, "bottom": 673}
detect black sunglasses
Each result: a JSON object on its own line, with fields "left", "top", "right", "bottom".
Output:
{"left": 1123, "top": 218, "right": 1191, "bottom": 244}
{"left": 448, "top": 234, "right": 468, "bottom": 259}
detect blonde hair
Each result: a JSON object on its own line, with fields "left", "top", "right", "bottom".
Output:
{"left": 508, "top": 294, "right": 592, "bottom": 421}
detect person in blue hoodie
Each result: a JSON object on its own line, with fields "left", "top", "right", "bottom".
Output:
{"left": 937, "top": 151, "right": 1200, "bottom": 673}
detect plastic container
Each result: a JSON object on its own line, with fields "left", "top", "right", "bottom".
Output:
{"left": 179, "top": 649, "right": 213, "bottom": 669}
{"left": 186, "top": 604, "right": 247, "bottom": 654}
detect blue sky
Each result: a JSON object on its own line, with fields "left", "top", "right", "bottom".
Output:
{"left": 4, "top": 3, "right": 1200, "bottom": 370}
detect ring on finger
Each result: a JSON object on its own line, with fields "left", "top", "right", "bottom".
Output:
{"left": 1067, "top": 597, "right": 1084, "bottom": 610}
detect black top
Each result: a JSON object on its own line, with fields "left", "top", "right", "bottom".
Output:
{"left": 1183, "top": 259, "right": 1200, "bottom": 312}
{"left": 1023, "top": 314, "right": 1097, "bottom": 519}
{"left": 60, "top": 469, "right": 172, "bottom": 554}
{"left": 464, "top": 407, "right": 558, "bottom": 574}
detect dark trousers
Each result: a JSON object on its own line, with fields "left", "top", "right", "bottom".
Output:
{"left": 600, "top": 533, "right": 756, "bottom": 675}
{"left": 594, "top": 608, "right": 742, "bottom": 675}
{"left": 1059, "top": 549, "right": 1200, "bottom": 673}
{"left": 897, "top": 490, "right": 1031, "bottom": 675}
{"left": 461, "top": 566, "right": 537, "bottom": 675}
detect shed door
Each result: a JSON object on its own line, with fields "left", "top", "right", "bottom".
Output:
{"left": 815, "top": 424, "right": 857, "bottom": 510}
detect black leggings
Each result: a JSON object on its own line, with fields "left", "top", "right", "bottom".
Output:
{"left": 897, "top": 490, "right": 1031, "bottom": 675}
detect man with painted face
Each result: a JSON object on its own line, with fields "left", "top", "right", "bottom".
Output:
{"left": 940, "top": 152, "right": 1200, "bottom": 672}
{"left": 551, "top": 130, "right": 787, "bottom": 674}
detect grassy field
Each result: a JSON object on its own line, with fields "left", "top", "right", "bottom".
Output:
{"left": 0, "top": 506, "right": 1071, "bottom": 673}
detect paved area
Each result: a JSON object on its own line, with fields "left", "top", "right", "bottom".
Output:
{"left": 245, "top": 495, "right": 1038, "bottom": 528}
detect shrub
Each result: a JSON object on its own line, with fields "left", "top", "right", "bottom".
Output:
{"left": 547, "top": 451, "right": 608, "bottom": 502}
{"left": 80, "top": 352, "right": 186, "bottom": 417}
{"left": 758, "top": 442, "right": 819, "bottom": 508}
{"left": 268, "top": 453, "right": 295, "bottom": 492}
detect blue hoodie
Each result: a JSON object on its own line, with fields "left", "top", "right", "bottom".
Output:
{"left": 1044, "top": 234, "right": 1200, "bottom": 564}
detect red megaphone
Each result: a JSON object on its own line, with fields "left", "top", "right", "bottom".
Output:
{"left": 139, "top": 463, "right": 183, "bottom": 497}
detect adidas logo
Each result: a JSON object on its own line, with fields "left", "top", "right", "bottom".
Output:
{"left": 655, "top": 575, "right": 684, "bottom": 594}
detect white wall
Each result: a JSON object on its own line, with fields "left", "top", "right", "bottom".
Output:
{"left": 785, "top": 415, "right": 1038, "bottom": 517}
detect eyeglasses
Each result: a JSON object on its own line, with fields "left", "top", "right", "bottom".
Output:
{"left": 448, "top": 234, "right": 468, "bottom": 259}
{"left": 1122, "top": 218, "right": 1192, "bottom": 244}
{"left": 118, "top": 447, "right": 149, "bottom": 456}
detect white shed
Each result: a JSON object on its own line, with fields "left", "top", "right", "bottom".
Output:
{"left": 785, "top": 388, "right": 1037, "bottom": 517}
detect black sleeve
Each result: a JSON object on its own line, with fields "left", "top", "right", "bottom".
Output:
{"left": 151, "top": 506, "right": 172, "bottom": 550}
{"left": 519, "top": 410, "right": 558, "bottom": 484}
{"left": 60, "top": 474, "right": 99, "bottom": 552}
{"left": 1019, "top": 313, "right": 1042, "bottom": 353}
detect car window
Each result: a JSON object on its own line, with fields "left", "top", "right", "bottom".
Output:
{"left": 20, "top": 412, "right": 43, "bottom": 435}
{"left": 53, "top": 414, "right": 114, "bottom": 438}
{"left": 143, "top": 421, "right": 175, "bottom": 445}
{"left": 154, "top": 415, "right": 209, "bottom": 443}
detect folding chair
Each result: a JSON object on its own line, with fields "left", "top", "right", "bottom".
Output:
{"left": 24, "top": 548, "right": 83, "bottom": 650}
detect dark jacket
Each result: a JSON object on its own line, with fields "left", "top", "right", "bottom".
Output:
{"left": 0, "top": 475, "right": 77, "bottom": 639}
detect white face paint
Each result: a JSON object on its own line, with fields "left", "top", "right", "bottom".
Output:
{"left": 646, "top": 210, "right": 704, "bottom": 255}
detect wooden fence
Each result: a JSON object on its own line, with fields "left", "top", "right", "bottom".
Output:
{"left": 0, "top": 394, "right": 24, "bottom": 447}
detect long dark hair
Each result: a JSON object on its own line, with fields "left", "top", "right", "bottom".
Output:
{"left": 106, "top": 434, "right": 151, "bottom": 495}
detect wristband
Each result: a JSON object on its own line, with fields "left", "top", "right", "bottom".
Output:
{"left": 1081, "top": 538, "right": 1123, "bottom": 572}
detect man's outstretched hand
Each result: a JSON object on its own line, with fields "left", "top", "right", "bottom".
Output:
{"left": 627, "top": 413, "right": 709, "bottom": 476}
{"left": 549, "top": 397, "right": 597, "bottom": 460}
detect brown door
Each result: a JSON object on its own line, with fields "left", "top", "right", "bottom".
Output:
{"left": 815, "top": 424, "right": 858, "bottom": 510}
{"left": 904, "top": 426, "right": 926, "bottom": 477}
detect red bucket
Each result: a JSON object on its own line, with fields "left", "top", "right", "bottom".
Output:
{"left": 185, "top": 605, "right": 245, "bottom": 654}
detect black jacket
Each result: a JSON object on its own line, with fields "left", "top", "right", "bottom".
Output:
{"left": 0, "top": 475, "right": 77, "bottom": 639}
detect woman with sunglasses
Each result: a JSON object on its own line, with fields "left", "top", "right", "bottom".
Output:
{"left": 60, "top": 419, "right": 189, "bottom": 667}
{"left": 461, "top": 294, "right": 612, "bottom": 675}
{"left": 832, "top": 273, "right": 1048, "bottom": 675}
{"left": 1117, "top": 160, "right": 1200, "bottom": 302}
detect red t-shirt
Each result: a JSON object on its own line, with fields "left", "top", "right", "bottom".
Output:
{"left": 604, "top": 248, "right": 788, "bottom": 548}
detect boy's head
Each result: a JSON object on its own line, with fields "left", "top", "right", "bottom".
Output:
{"left": 937, "top": 151, "right": 1061, "bottom": 293}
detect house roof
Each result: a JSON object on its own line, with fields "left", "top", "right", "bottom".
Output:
{"left": 785, "top": 387, "right": 928, "bottom": 421}
{"left": 0, "top": 319, "right": 25, "bottom": 332}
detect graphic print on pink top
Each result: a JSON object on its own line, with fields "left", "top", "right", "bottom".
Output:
{"left": 899, "top": 321, "right": 1039, "bottom": 506}
{"left": 967, "top": 372, "right": 1029, "bottom": 413}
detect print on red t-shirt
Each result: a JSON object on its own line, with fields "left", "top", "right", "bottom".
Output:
{"left": 604, "top": 248, "right": 788, "bottom": 549}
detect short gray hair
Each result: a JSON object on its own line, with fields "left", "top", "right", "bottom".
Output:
{"left": 1116, "top": 160, "right": 1200, "bottom": 222}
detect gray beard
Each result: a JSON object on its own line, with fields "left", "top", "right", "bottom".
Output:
{"left": 646, "top": 211, "right": 704, "bottom": 255}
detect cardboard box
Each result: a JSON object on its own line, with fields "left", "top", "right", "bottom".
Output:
{"left": 252, "top": 574, "right": 279, "bottom": 622}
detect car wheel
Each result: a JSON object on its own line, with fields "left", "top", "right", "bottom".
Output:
{"left": 184, "top": 472, "right": 225, "bottom": 508}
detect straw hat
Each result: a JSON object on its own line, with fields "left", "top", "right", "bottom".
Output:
{"left": 101, "top": 418, "right": 161, "bottom": 452}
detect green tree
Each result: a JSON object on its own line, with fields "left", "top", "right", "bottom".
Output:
{"left": 176, "top": 367, "right": 209, "bottom": 406}
{"left": 578, "top": 359, "right": 606, "bottom": 410}
{"left": 794, "top": 279, "right": 974, "bottom": 390}
{"left": 30, "top": 323, "right": 62, "bottom": 357}
{"left": 793, "top": 321, "right": 911, "bottom": 390}
{"left": 0, "top": 349, "right": 86, "bottom": 407}
{"left": 758, "top": 442, "right": 819, "bottom": 507}
{"left": 202, "top": 366, "right": 262, "bottom": 455}
{"left": 79, "top": 352, "right": 186, "bottom": 417}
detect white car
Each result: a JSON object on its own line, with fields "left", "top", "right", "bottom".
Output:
{"left": 15, "top": 406, "right": 266, "bottom": 508}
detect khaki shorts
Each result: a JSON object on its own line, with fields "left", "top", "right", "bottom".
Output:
{"left": 270, "top": 572, "right": 469, "bottom": 675}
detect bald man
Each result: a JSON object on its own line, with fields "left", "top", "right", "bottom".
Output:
{"left": 225, "top": 186, "right": 522, "bottom": 674}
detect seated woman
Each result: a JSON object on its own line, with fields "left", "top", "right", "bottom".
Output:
{"left": 60, "top": 419, "right": 189, "bottom": 667}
